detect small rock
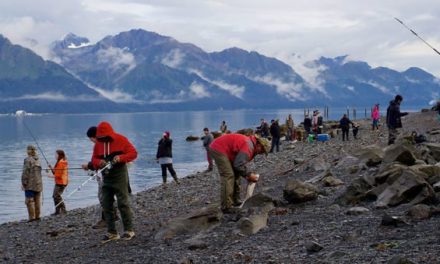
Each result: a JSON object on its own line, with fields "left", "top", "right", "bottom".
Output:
{"left": 407, "top": 204, "right": 431, "bottom": 220}
{"left": 328, "top": 204, "right": 341, "bottom": 212}
{"left": 305, "top": 241, "right": 323, "bottom": 253}
{"left": 186, "top": 239, "right": 208, "bottom": 250}
{"left": 381, "top": 214, "right": 409, "bottom": 227}
{"left": 433, "top": 181, "right": 440, "bottom": 192}
{"left": 387, "top": 255, "right": 415, "bottom": 264}
{"left": 283, "top": 180, "right": 319, "bottom": 203}
{"left": 291, "top": 220, "right": 300, "bottom": 226}
{"left": 347, "top": 207, "right": 370, "bottom": 215}
{"left": 179, "top": 257, "right": 194, "bottom": 264}
{"left": 294, "top": 158, "right": 305, "bottom": 165}
{"left": 322, "top": 176, "right": 344, "bottom": 187}
{"left": 185, "top": 136, "right": 200, "bottom": 141}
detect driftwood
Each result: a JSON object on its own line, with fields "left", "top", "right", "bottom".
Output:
{"left": 239, "top": 211, "right": 269, "bottom": 235}
{"left": 238, "top": 193, "right": 274, "bottom": 235}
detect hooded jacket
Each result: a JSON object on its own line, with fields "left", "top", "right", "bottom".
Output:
{"left": 386, "top": 100, "right": 407, "bottom": 128}
{"left": 156, "top": 137, "right": 173, "bottom": 158}
{"left": 22, "top": 155, "right": 43, "bottom": 192}
{"left": 209, "top": 134, "right": 257, "bottom": 177}
{"left": 91, "top": 122, "right": 137, "bottom": 171}
{"left": 372, "top": 105, "right": 380, "bottom": 120}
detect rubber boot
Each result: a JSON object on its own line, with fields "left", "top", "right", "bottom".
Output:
{"left": 34, "top": 192, "right": 42, "bottom": 220}
{"left": 25, "top": 198, "right": 35, "bottom": 222}
{"left": 172, "top": 174, "right": 180, "bottom": 184}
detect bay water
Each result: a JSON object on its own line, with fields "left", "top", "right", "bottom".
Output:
{"left": 0, "top": 107, "right": 387, "bottom": 223}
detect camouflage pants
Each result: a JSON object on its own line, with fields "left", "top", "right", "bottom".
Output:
{"left": 388, "top": 127, "right": 399, "bottom": 145}
{"left": 209, "top": 149, "right": 241, "bottom": 210}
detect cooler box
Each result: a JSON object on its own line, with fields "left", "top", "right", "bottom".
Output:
{"left": 317, "top": 134, "right": 330, "bottom": 142}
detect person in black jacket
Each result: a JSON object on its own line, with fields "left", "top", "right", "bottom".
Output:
{"left": 386, "top": 95, "right": 408, "bottom": 145}
{"left": 156, "top": 131, "right": 179, "bottom": 184}
{"left": 339, "top": 114, "right": 353, "bottom": 141}
{"left": 269, "top": 119, "right": 281, "bottom": 153}
{"left": 304, "top": 114, "right": 312, "bottom": 135}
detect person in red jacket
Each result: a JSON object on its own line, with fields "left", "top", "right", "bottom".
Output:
{"left": 48, "top": 149, "right": 68, "bottom": 215}
{"left": 91, "top": 121, "right": 138, "bottom": 243}
{"left": 209, "top": 134, "right": 271, "bottom": 213}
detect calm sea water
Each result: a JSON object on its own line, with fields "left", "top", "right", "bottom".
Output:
{"left": 0, "top": 107, "right": 403, "bottom": 223}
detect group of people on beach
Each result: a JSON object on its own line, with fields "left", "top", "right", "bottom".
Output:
{"left": 20, "top": 93, "right": 427, "bottom": 244}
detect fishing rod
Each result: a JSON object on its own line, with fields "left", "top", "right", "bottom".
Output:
{"left": 54, "top": 162, "right": 112, "bottom": 209}
{"left": 394, "top": 17, "right": 440, "bottom": 56}
{"left": 22, "top": 119, "right": 51, "bottom": 168}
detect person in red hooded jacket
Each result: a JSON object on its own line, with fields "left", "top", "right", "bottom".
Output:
{"left": 209, "top": 134, "right": 270, "bottom": 213}
{"left": 91, "top": 121, "right": 138, "bottom": 243}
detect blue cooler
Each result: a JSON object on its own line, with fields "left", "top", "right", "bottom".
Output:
{"left": 317, "top": 134, "right": 330, "bottom": 142}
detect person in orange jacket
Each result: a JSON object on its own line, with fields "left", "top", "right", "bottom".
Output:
{"left": 91, "top": 121, "right": 138, "bottom": 243}
{"left": 48, "top": 149, "right": 69, "bottom": 215}
{"left": 209, "top": 134, "right": 270, "bottom": 213}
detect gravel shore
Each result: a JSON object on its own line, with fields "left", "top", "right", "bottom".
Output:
{"left": 1, "top": 111, "right": 439, "bottom": 264}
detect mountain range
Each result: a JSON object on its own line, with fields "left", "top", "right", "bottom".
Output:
{"left": 0, "top": 29, "right": 438, "bottom": 113}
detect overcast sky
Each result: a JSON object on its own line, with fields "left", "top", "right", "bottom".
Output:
{"left": 1, "top": 0, "right": 440, "bottom": 77}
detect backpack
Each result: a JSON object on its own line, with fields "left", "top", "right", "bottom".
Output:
{"left": 414, "top": 134, "right": 427, "bottom": 144}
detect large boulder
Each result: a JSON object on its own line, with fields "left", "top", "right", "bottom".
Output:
{"left": 375, "top": 170, "right": 435, "bottom": 208}
{"left": 374, "top": 163, "right": 406, "bottom": 184}
{"left": 155, "top": 206, "right": 222, "bottom": 240}
{"left": 186, "top": 135, "right": 200, "bottom": 141}
{"left": 335, "top": 177, "right": 372, "bottom": 205}
{"left": 283, "top": 180, "right": 319, "bottom": 203}
{"left": 383, "top": 144, "right": 417, "bottom": 166}
{"left": 422, "top": 143, "right": 440, "bottom": 161}
{"left": 356, "top": 145, "right": 384, "bottom": 167}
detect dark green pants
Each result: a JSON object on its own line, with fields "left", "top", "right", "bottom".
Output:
{"left": 102, "top": 166, "right": 133, "bottom": 234}
{"left": 209, "top": 149, "right": 241, "bottom": 210}
{"left": 52, "top": 184, "right": 66, "bottom": 214}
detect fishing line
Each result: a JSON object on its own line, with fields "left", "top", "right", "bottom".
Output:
{"left": 54, "top": 162, "right": 112, "bottom": 209}
{"left": 394, "top": 17, "right": 440, "bottom": 56}
{"left": 22, "top": 119, "right": 51, "bottom": 167}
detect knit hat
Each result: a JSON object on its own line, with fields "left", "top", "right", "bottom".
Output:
{"left": 86, "top": 126, "right": 97, "bottom": 138}
{"left": 255, "top": 135, "right": 271, "bottom": 155}
{"left": 163, "top": 131, "right": 170, "bottom": 138}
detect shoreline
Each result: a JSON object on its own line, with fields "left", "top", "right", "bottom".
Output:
{"left": 1, "top": 110, "right": 439, "bottom": 263}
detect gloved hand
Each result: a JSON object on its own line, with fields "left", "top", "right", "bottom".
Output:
{"left": 246, "top": 173, "right": 259, "bottom": 183}
{"left": 99, "top": 160, "right": 107, "bottom": 168}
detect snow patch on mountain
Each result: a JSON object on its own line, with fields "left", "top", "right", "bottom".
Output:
{"left": 251, "top": 74, "right": 307, "bottom": 102}
{"left": 67, "top": 42, "right": 92, "bottom": 49}
{"left": 97, "top": 47, "right": 136, "bottom": 73}
{"left": 189, "top": 69, "right": 245, "bottom": 98}
{"left": 189, "top": 82, "right": 210, "bottom": 99}
{"left": 161, "top": 49, "right": 185, "bottom": 68}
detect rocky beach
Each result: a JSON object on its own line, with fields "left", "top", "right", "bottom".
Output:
{"left": 1, "top": 110, "right": 440, "bottom": 264}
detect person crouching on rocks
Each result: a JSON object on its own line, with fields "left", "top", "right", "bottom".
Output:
{"left": 47, "top": 149, "right": 69, "bottom": 215}
{"left": 21, "top": 145, "right": 43, "bottom": 222}
{"left": 209, "top": 134, "right": 270, "bottom": 214}
{"left": 92, "top": 121, "right": 138, "bottom": 243}
{"left": 156, "top": 131, "right": 179, "bottom": 184}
